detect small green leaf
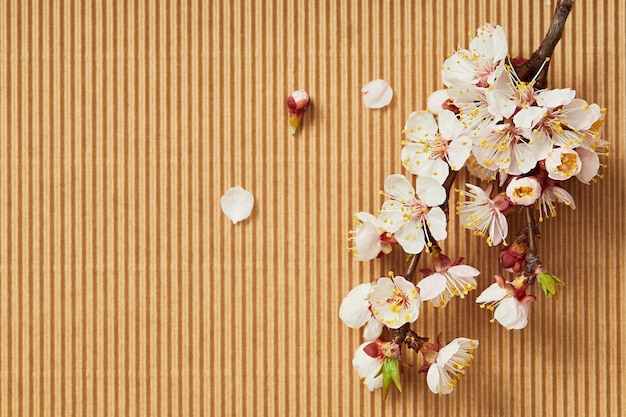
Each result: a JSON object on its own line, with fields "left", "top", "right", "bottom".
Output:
{"left": 537, "top": 272, "right": 565, "bottom": 298}
{"left": 381, "top": 358, "right": 402, "bottom": 399}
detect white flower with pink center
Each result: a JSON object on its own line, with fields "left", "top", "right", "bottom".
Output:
{"left": 473, "top": 120, "right": 550, "bottom": 176}
{"left": 417, "top": 253, "right": 480, "bottom": 308}
{"left": 505, "top": 176, "right": 542, "bottom": 206}
{"left": 426, "top": 338, "right": 479, "bottom": 395}
{"left": 476, "top": 275, "right": 536, "bottom": 330}
{"left": 367, "top": 275, "right": 420, "bottom": 329}
{"left": 536, "top": 184, "right": 576, "bottom": 222}
{"left": 545, "top": 148, "right": 582, "bottom": 180}
{"left": 378, "top": 174, "right": 447, "bottom": 254}
{"left": 352, "top": 340, "right": 385, "bottom": 391}
{"left": 441, "top": 23, "right": 508, "bottom": 88}
{"left": 401, "top": 110, "right": 472, "bottom": 183}
{"left": 348, "top": 212, "right": 393, "bottom": 261}
{"left": 456, "top": 182, "right": 509, "bottom": 246}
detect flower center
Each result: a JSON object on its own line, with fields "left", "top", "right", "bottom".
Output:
{"left": 427, "top": 135, "right": 450, "bottom": 160}
{"left": 514, "top": 82, "right": 536, "bottom": 107}
{"left": 387, "top": 289, "right": 410, "bottom": 313}
{"left": 512, "top": 186, "right": 535, "bottom": 198}
{"left": 556, "top": 153, "right": 579, "bottom": 176}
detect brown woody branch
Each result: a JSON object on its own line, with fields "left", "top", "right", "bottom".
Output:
{"left": 513, "top": 0, "right": 574, "bottom": 88}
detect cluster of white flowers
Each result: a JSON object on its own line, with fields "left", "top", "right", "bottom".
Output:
{"left": 341, "top": 22, "right": 607, "bottom": 397}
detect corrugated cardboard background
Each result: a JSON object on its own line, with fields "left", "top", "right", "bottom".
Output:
{"left": 1, "top": 0, "right": 624, "bottom": 416}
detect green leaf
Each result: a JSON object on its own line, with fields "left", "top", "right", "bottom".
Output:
{"left": 381, "top": 358, "right": 402, "bottom": 400}
{"left": 537, "top": 272, "right": 565, "bottom": 298}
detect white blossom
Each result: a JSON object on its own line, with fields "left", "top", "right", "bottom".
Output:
{"left": 426, "top": 338, "right": 479, "bottom": 395}
{"left": 457, "top": 183, "right": 509, "bottom": 246}
{"left": 368, "top": 276, "right": 420, "bottom": 329}
{"left": 352, "top": 341, "right": 384, "bottom": 391}
{"left": 476, "top": 278, "right": 535, "bottom": 330}
{"left": 505, "top": 176, "right": 542, "bottom": 206}
{"left": 401, "top": 110, "right": 472, "bottom": 183}
{"left": 378, "top": 175, "right": 447, "bottom": 254}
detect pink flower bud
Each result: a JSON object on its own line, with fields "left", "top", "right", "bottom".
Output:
{"left": 286, "top": 89, "right": 310, "bottom": 135}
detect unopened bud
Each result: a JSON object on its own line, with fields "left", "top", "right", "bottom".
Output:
{"left": 286, "top": 89, "right": 310, "bottom": 135}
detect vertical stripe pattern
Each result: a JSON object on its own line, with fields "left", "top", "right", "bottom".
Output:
{"left": 1, "top": 1, "right": 625, "bottom": 416}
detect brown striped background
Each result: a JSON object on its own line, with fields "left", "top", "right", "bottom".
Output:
{"left": 1, "top": 0, "right": 624, "bottom": 416}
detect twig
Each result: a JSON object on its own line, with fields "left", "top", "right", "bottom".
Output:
{"left": 524, "top": 207, "right": 541, "bottom": 282}
{"left": 513, "top": 0, "right": 574, "bottom": 88}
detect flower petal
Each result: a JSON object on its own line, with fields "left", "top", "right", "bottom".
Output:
{"left": 427, "top": 89, "right": 449, "bottom": 115}
{"left": 535, "top": 88, "right": 576, "bottom": 108}
{"left": 220, "top": 186, "right": 254, "bottom": 224}
{"left": 447, "top": 136, "right": 472, "bottom": 171}
{"left": 417, "top": 273, "right": 447, "bottom": 301}
{"left": 394, "top": 224, "right": 426, "bottom": 254}
{"left": 494, "top": 297, "right": 529, "bottom": 330}
{"left": 415, "top": 177, "right": 446, "bottom": 206}
{"left": 363, "top": 316, "right": 384, "bottom": 341}
{"left": 447, "top": 264, "right": 480, "bottom": 278}
{"left": 362, "top": 79, "right": 393, "bottom": 109}
{"left": 339, "top": 283, "right": 372, "bottom": 328}
{"left": 404, "top": 110, "right": 439, "bottom": 142}
{"left": 575, "top": 147, "right": 600, "bottom": 184}
{"left": 438, "top": 109, "right": 464, "bottom": 140}
{"left": 426, "top": 207, "right": 448, "bottom": 241}
{"left": 384, "top": 174, "right": 415, "bottom": 203}
{"left": 426, "top": 364, "right": 453, "bottom": 395}
{"left": 417, "top": 159, "right": 450, "bottom": 184}
{"left": 475, "top": 282, "right": 509, "bottom": 304}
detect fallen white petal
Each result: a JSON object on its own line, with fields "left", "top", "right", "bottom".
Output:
{"left": 361, "top": 79, "right": 393, "bottom": 109}
{"left": 220, "top": 186, "right": 254, "bottom": 224}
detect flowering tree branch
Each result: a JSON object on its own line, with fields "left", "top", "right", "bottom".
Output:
{"left": 513, "top": 0, "right": 574, "bottom": 87}
{"left": 340, "top": 1, "right": 606, "bottom": 396}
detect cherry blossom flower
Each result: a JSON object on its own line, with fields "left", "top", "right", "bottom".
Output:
{"left": 348, "top": 212, "right": 394, "bottom": 261}
{"left": 401, "top": 110, "right": 472, "bottom": 182}
{"left": 476, "top": 275, "right": 536, "bottom": 330}
{"left": 505, "top": 176, "right": 542, "bottom": 206}
{"left": 378, "top": 174, "right": 447, "bottom": 254}
{"left": 456, "top": 182, "right": 509, "bottom": 246}
{"left": 220, "top": 186, "right": 254, "bottom": 224}
{"left": 339, "top": 283, "right": 383, "bottom": 341}
{"left": 473, "top": 120, "right": 550, "bottom": 176}
{"left": 441, "top": 23, "right": 508, "bottom": 88}
{"left": 352, "top": 340, "right": 385, "bottom": 391}
{"left": 447, "top": 83, "right": 499, "bottom": 139}
{"left": 417, "top": 253, "right": 480, "bottom": 308}
{"left": 362, "top": 79, "right": 393, "bottom": 109}
{"left": 536, "top": 184, "right": 576, "bottom": 221}
{"left": 545, "top": 148, "right": 582, "bottom": 180}
{"left": 368, "top": 275, "right": 420, "bottom": 329}
{"left": 485, "top": 64, "right": 543, "bottom": 119}
{"left": 514, "top": 94, "right": 600, "bottom": 151}
{"left": 425, "top": 337, "right": 479, "bottom": 395}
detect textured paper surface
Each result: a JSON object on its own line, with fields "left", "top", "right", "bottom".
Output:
{"left": 1, "top": 0, "right": 625, "bottom": 416}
